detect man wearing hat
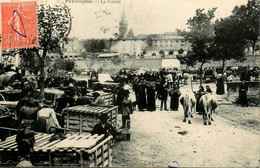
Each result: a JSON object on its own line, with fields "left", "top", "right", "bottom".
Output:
{"left": 92, "top": 91, "right": 105, "bottom": 106}
{"left": 91, "top": 113, "right": 116, "bottom": 138}
{"left": 34, "top": 100, "right": 61, "bottom": 133}
{"left": 121, "top": 88, "right": 133, "bottom": 129}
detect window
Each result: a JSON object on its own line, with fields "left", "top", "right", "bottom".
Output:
{"left": 171, "top": 40, "right": 173, "bottom": 43}
{"left": 165, "top": 44, "right": 168, "bottom": 47}
{"left": 160, "top": 44, "right": 162, "bottom": 47}
{"left": 165, "top": 40, "right": 167, "bottom": 43}
{"left": 170, "top": 45, "right": 173, "bottom": 47}
{"left": 176, "top": 40, "right": 179, "bottom": 43}
{"left": 181, "top": 44, "right": 184, "bottom": 46}
{"left": 181, "top": 41, "right": 184, "bottom": 43}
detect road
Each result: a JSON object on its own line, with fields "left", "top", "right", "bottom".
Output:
{"left": 111, "top": 84, "right": 260, "bottom": 167}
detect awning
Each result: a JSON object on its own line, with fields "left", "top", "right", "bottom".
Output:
{"left": 98, "top": 53, "right": 119, "bottom": 58}
{"left": 161, "top": 59, "right": 180, "bottom": 69}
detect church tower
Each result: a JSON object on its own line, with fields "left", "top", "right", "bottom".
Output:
{"left": 119, "top": 7, "right": 128, "bottom": 39}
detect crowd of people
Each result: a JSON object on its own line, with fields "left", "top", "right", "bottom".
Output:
{"left": 1, "top": 64, "right": 258, "bottom": 166}
{"left": 115, "top": 68, "right": 217, "bottom": 113}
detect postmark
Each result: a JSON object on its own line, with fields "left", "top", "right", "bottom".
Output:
{"left": 1, "top": 1, "right": 38, "bottom": 49}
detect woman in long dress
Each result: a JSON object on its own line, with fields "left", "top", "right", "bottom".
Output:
{"left": 147, "top": 82, "right": 156, "bottom": 111}
{"left": 170, "top": 84, "right": 181, "bottom": 111}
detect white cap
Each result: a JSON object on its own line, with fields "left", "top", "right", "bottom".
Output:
{"left": 123, "top": 84, "right": 131, "bottom": 90}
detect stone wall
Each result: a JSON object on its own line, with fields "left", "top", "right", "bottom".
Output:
{"left": 58, "top": 55, "right": 260, "bottom": 74}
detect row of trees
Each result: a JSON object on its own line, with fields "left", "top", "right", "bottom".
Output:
{"left": 179, "top": 0, "right": 259, "bottom": 85}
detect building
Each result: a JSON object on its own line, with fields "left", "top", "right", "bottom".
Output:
{"left": 110, "top": 39, "right": 147, "bottom": 57}
{"left": 111, "top": 9, "right": 191, "bottom": 58}
{"left": 110, "top": 8, "right": 147, "bottom": 57}
{"left": 62, "top": 37, "right": 84, "bottom": 53}
{"left": 144, "top": 32, "right": 191, "bottom": 56}
{"left": 47, "top": 37, "right": 85, "bottom": 60}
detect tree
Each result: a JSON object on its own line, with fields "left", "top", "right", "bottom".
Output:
{"left": 232, "top": 0, "right": 260, "bottom": 54}
{"left": 179, "top": 8, "right": 217, "bottom": 86}
{"left": 146, "top": 35, "right": 153, "bottom": 47}
{"left": 53, "top": 58, "right": 75, "bottom": 72}
{"left": 82, "top": 39, "right": 113, "bottom": 67}
{"left": 176, "top": 50, "right": 194, "bottom": 65}
{"left": 19, "top": 3, "right": 71, "bottom": 100}
{"left": 178, "top": 48, "right": 184, "bottom": 54}
{"left": 82, "top": 39, "right": 111, "bottom": 55}
{"left": 212, "top": 17, "right": 247, "bottom": 74}
{"left": 159, "top": 50, "right": 165, "bottom": 55}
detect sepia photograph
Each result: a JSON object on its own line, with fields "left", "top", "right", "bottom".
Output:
{"left": 0, "top": 0, "right": 259, "bottom": 167}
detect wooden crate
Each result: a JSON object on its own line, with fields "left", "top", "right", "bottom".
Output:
{"left": 63, "top": 105, "right": 118, "bottom": 133}
{"left": 0, "top": 133, "right": 112, "bottom": 167}
{"left": 86, "top": 91, "right": 114, "bottom": 106}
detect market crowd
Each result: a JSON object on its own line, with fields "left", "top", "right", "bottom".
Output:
{"left": 115, "top": 68, "right": 217, "bottom": 113}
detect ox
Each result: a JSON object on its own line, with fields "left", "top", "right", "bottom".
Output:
{"left": 199, "top": 94, "right": 218, "bottom": 125}
{"left": 180, "top": 90, "right": 196, "bottom": 124}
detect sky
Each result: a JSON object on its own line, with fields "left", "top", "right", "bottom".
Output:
{"left": 64, "top": 0, "right": 248, "bottom": 39}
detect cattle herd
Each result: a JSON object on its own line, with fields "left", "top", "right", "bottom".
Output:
{"left": 180, "top": 89, "right": 218, "bottom": 125}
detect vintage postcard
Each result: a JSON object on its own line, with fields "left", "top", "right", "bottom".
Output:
{"left": 0, "top": 0, "right": 259, "bottom": 167}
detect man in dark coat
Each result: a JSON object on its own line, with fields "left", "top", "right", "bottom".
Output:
{"left": 146, "top": 82, "right": 156, "bottom": 111}
{"left": 137, "top": 78, "right": 147, "bottom": 111}
{"left": 159, "top": 75, "right": 168, "bottom": 111}
{"left": 239, "top": 80, "right": 248, "bottom": 107}
{"left": 195, "top": 86, "right": 205, "bottom": 114}
{"left": 91, "top": 113, "right": 116, "bottom": 138}
{"left": 169, "top": 83, "right": 181, "bottom": 111}
{"left": 216, "top": 75, "right": 225, "bottom": 95}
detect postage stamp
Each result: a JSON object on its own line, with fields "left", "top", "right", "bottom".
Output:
{"left": 1, "top": 1, "right": 38, "bottom": 49}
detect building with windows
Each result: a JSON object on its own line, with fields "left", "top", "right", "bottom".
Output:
{"left": 110, "top": 39, "right": 147, "bottom": 57}
{"left": 111, "top": 8, "right": 191, "bottom": 58}
{"left": 144, "top": 32, "right": 191, "bottom": 56}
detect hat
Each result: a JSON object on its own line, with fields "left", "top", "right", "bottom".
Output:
{"left": 92, "top": 91, "right": 100, "bottom": 96}
{"left": 41, "top": 99, "right": 53, "bottom": 108}
{"left": 123, "top": 84, "right": 131, "bottom": 90}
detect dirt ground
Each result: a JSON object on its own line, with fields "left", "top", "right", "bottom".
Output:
{"left": 111, "top": 84, "right": 260, "bottom": 167}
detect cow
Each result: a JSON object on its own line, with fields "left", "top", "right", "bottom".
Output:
{"left": 199, "top": 94, "right": 218, "bottom": 125}
{"left": 180, "top": 90, "right": 196, "bottom": 124}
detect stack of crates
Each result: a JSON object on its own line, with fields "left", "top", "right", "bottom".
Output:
{"left": 62, "top": 105, "right": 118, "bottom": 133}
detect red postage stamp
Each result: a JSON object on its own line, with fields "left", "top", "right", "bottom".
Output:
{"left": 1, "top": 1, "right": 38, "bottom": 49}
